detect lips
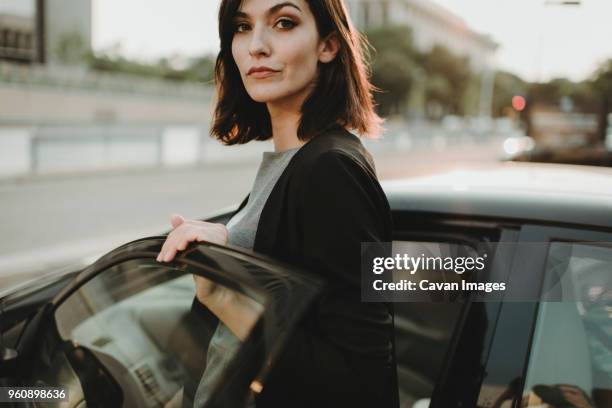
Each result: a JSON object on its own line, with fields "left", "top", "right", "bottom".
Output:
{"left": 247, "top": 66, "right": 280, "bottom": 76}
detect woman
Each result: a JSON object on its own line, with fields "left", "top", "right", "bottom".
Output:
{"left": 158, "top": 0, "right": 397, "bottom": 406}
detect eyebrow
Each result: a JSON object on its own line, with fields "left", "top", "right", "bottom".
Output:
{"left": 235, "top": 2, "right": 302, "bottom": 19}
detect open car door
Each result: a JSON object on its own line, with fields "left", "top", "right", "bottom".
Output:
{"left": 9, "top": 237, "right": 322, "bottom": 408}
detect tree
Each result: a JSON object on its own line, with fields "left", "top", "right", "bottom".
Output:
{"left": 525, "top": 77, "right": 599, "bottom": 114}
{"left": 365, "top": 25, "right": 418, "bottom": 117}
{"left": 492, "top": 71, "right": 527, "bottom": 117}
{"left": 86, "top": 51, "right": 216, "bottom": 84}
{"left": 592, "top": 59, "right": 612, "bottom": 143}
{"left": 568, "top": 81, "right": 599, "bottom": 114}
{"left": 371, "top": 50, "right": 417, "bottom": 116}
{"left": 528, "top": 78, "right": 573, "bottom": 107}
{"left": 364, "top": 26, "right": 478, "bottom": 119}
{"left": 184, "top": 56, "right": 216, "bottom": 83}
{"left": 54, "top": 32, "right": 89, "bottom": 65}
{"left": 420, "top": 45, "right": 473, "bottom": 116}
{"left": 424, "top": 74, "right": 452, "bottom": 119}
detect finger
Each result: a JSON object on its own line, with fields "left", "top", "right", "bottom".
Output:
{"left": 157, "top": 233, "right": 174, "bottom": 262}
{"left": 171, "top": 213, "right": 185, "bottom": 229}
{"left": 164, "top": 247, "right": 178, "bottom": 263}
{"left": 176, "top": 238, "right": 190, "bottom": 251}
{"left": 158, "top": 225, "right": 204, "bottom": 262}
{"left": 174, "top": 229, "right": 200, "bottom": 253}
{"left": 163, "top": 229, "right": 199, "bottom": 262}
{"left": 158, "top": 228, "right": 182, "bottom": 262}
{"left": 157, "top": 235, "right": 170, "bottom": 262}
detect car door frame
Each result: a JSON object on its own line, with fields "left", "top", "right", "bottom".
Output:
{"left": 391, "top": 210, "right": 523, "bottom": 408}
{"left": 460, "top": 223, "right": 612, "bottom": 408}
{"left": 516, "top": 225, "right": 612, "bottom": 401}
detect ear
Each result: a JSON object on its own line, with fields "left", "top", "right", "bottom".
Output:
{"left": 318, "top": 32, "right": 340, "bottom": 64}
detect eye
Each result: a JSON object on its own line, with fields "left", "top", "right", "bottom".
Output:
{"left": 275, "top": 18, "right": 296, "bottom": 30}
{"left": 234, "top": 22, "right": 251, "bottom": 33}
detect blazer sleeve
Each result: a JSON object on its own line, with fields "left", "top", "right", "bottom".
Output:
{"left": 297, "top": 149, "right": 392, "bottom": 288}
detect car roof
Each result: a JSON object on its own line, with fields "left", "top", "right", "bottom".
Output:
{"left": 382, "top": 162, "right": 612, "bottom": 229}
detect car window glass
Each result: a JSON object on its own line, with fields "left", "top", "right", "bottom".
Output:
{"left": 523, "top": 242, "right": 612, "bottom": 408}
{"left": 52, "top": 258, "right": 265, "bottom": 408}
{"left": 392, "top": 240, "right": 477, "bottom": 408}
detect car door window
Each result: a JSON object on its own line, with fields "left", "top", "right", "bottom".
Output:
{"left": 392, "top": 240, "right": 480, "bottom": 408}
{"left": 50, "top": 257, "right": 265, "bottom": 408}
{"left": 523, "top": 242, "right": 612, "bottom": 408}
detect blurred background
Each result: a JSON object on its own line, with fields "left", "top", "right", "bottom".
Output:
{"left": 1, "top": 0, "right": 611, "bottom": 287}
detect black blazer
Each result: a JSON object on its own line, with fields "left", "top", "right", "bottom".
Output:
{"left": 197, "top": 127, "right": 397, "bottom": 408}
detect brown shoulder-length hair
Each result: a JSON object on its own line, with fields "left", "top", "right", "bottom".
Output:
{"left": 211, "top": 0, "right": 383, "bottom": 144}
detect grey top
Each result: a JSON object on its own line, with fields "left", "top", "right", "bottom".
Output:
{"left": 193, "top": 146, "right": 301, "bottom": 407}
{"left": 226, "top": 146, "right": 301, "bottom": 249}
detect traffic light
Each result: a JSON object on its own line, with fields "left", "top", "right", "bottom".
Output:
{"left": 512, "top": 95, "right": 527, "bottom": 112}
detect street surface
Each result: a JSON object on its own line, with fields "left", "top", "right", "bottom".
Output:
{"left": 0, "top": 141, "right": 503, "bottom": 289}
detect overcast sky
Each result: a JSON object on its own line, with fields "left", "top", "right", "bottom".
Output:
{"left": 4, "top": 0, "right": 607, "bottom": 82}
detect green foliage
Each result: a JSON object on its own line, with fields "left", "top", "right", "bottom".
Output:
{"left": 186, "top": 56, "right": 216, "bottom": 83}
{"left": 366, "top": 25, "right": 417, "bottom": 61}
{"left": 492, "top": 71, "right": 527, "bottom": 116}
{"left": 593, "top": 59, "right": 612, "bottom": 95}
{"left": 425, "top": 74, "right": 451, "bottom": 106}
{"left": 567, "top": 81, "right": 600, "bottom": 113}
{"left": 492, "top": 69, "right": 605, "bottom": 117}
{"left": 365, "top": 26, "right": 610, "bottom": 121}
{"left": 523, "top": 76, "right": 600, "bottom": 114}
{"left": 462, "top": 75, "right": 482, "bottom": 117}
{"left": 54, "top": 32, "right": 88, "bottom": 64}
{"left": 365, "top": 25, "right": 475, "bottom": 118}
{"left": 371, "top": 51, "right": 417, "bottom": 116}
{"left": 592, "top": 59, "right": 612, "bottom": 142}
{"left": 365, "top": 26, "right": 418, "bottom": 116}
{"left": 421, "top": 45, "right": 473, "bottom": 116}
{"left": 86, "top": 50, "right": 216, "bottom": 84}
{"left": 528, "top": 78, "right": 574, "bottom": 106}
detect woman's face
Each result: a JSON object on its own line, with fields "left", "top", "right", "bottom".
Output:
{"left": 231, "top": 0, "right": 336, "bottom": 105}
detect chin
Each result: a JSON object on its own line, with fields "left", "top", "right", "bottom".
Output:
{"left": 246, "top": 88, "right": 290, "bottom": 104}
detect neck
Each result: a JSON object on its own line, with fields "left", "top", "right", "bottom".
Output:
{"left": 267, "top": 108, "right": 304, "bottom": 152}
{"left": 266, "top": 85, "right": 314, "bottom": 153}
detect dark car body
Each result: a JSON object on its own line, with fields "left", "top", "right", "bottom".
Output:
{"left": 1, "top": 162, "right": 611, "bottom": 408}
{"left": 509, "top": 145, "right": 612, "bottom": 167}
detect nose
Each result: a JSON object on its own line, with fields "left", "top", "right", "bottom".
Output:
{"left": 248, "top": 26, "right": 270, "bottom": 58}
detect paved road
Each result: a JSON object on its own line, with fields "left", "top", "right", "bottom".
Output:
{"left": 0, "top": 141, "right": 503, "bottom": 289}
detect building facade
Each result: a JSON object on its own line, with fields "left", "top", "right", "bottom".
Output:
{"left": 345, "top": 0, "right": 497, "bottom": 71}
{"left": 0, "top": 0, "right": 91, "bottom": 64}
{"left": 0, "top": 11, "right": 37, "bottom": 63}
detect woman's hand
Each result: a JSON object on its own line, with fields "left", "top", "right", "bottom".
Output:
{"left": 157, "top": 214, "right": 229, "bottom": 305}
{"left": 156, "top": 214, "right": 228, "bottom": 263}
{"left": 157, "top": 214, "right": 262, "bottom": 341}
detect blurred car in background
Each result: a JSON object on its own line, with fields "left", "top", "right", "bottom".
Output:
{"left": 501, "top": 135, "right": 536, "bottom": 159}
{"left": 508, "top": 144, "right": 612, "bottom": 167}
{"left": 506, "top": 109, "right": 612, "bottom": 167}
{"left": 1, "top": 162, "right": 611, "bottom": 408}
